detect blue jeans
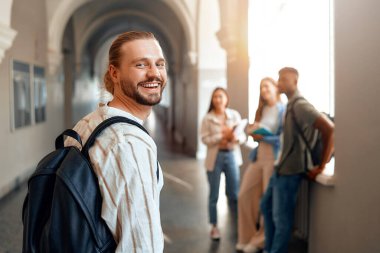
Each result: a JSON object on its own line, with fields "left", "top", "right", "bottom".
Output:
{"left": 207, "top": 151, "right": 240, "bottom": 225}
{"left": 260, "top": 172, "right": 302, "bottom": 253}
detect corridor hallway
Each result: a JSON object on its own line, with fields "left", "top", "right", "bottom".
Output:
{"left": 0, "top": 112, "right": 307, "bottom": 253}
{"left": 1, "top": 1, "right": 379, "bottom": 252}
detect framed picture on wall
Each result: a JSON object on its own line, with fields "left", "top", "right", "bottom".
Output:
{"left": 12, "top": 60, "right": 32, "bottom": 129}
{"left": 33, "top": 66, "right": 46, "bottom": 123}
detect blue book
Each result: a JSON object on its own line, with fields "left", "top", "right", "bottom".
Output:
{"left": 252, "top": 127, "right": 273, "bottom": 136}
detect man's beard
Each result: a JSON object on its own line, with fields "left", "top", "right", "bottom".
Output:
{"left": 120, "top": 78, "right": 164, "bottom": 106}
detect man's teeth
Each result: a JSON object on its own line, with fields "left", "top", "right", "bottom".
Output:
{"left": 141, "top": 83, "right": 159, "bottom": 88}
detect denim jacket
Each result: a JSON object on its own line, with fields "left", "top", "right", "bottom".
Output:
{"left": 249, "top": 102, "right": 285, "bottom": 161}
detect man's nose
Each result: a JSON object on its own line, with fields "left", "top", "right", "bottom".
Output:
{"left": 147, "top": 65, "right": 161, "bottom": 79}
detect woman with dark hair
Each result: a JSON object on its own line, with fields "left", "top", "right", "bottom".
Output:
{"left": 200, "top": 87, "right": 246, "bottom": 240}
{"left": 236, "top": 77, "right": 285, "bottom": 253}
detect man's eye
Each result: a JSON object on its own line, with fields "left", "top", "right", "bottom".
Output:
{"left": 136, "top": 63, "right": 147, "bottom": 68}
{"left": 156, "top": 63, "right": 166, "bottom": 69}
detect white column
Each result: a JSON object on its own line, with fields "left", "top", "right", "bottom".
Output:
{"left": 47, "top": 50, "right": 62, "bottom": 75}
{"left": 0, "top": 22, "right": 17, "bottom": 63}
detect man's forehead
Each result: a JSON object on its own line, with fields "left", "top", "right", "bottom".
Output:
{"left": 120, "top": 39, "right": 164, "bottom": 59}
{"left": 280, "top": 71, "right": 296, "bottom": 77}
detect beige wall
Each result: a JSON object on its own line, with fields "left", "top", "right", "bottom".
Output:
{"left": 309, "top": 0, "right": 380, "bottom": 252}
{"left": 0, "top": 0, "right": 64, "bottom": 198}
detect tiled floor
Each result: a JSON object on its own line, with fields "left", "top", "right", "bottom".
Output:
{"left": 0, "top": 114, "right": 307, "bottom": 253}
{"left": 0, "top": 183, "right": 25, "bottom": 253}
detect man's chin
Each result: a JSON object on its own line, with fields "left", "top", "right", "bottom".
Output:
{"left": 136, "top": 95, "right": 162, "bottom": 106}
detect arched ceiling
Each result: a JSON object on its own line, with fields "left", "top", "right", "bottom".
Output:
{"left": 48, "top": 0, "right": 196, "bottom": 74}
{"left": 69, "top": 0, "right": 190, "bottom": 79}
{"left": 74, "top": 9, "right": 177, "bottom": 74}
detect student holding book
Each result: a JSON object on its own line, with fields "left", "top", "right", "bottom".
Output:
{"left": 200, "top": 87, "right": 246, "bottom": 241}
{"left": 236, "top": 77, "right": 285, "bottom": 253}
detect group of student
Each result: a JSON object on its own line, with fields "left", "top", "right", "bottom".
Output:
{"left": 200, "top": 67, "right": 335, "bottom": 253}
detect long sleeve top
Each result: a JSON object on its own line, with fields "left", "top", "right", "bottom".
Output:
{"left": 246, "top": 102, "right": 285, "bottom": 161}
{"left": 200, "top": 108, "right": 246, "bottom": 171}
{"left": 260, "top": 102, "right": 285, "bottom": 155}
{"left": 66, "top": 105, "right": 164, "bottom": 253}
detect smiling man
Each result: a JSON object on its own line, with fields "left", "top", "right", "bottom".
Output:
{"left": 67, "top": 31, "right": 166, "bottom": 253}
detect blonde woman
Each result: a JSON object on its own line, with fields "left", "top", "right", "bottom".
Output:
{"left": 236, "top": 78, "right": 285, "bottom": 252}
{"left": 200, "top": 87, "right": 246, "bottom": 240}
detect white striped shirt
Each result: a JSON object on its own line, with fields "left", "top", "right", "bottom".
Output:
{"left": 66, "top": 105, "right": 164, "bottom": 253}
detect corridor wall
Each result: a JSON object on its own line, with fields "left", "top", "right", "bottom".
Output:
{"left": 0, "top": 0, "right": 64, "bottom": 198}
{"left": 308, "top": 0, "right": 380, "bottom": 252}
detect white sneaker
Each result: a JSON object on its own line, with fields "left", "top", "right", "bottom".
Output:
{"left": 243, "top": 243, "right": 260, "bottom": 253}
{"left": 210, "top": 227, "right": 220, "bottom": 240}
{"left": 236, "top": 243, "right": 246, "bottom": 250}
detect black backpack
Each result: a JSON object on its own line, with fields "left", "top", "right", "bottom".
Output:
{"left": 290, "top": 97, "right": 334, "bottom": 168}
{"left": 22, "top": 116, "right": 153, "bottom": 253}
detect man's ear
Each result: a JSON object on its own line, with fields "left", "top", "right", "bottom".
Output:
{"left": 109, "top": 65, "right": 119, "bottom": 84}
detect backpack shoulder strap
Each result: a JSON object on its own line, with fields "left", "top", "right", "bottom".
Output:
{"left": 82, "top": 116, "right": 149, "bottom": 156}
{"left": 82, "top": 116, "right": 159, "bottom": 182}
{"left": 276, "top": 98, "right": 310, "bottom": 173}
{"left": 55, "top": 129, "right": 83, "bottom": 149}
{"left": 289, "top": 97, "right": 313, "bottom": 153}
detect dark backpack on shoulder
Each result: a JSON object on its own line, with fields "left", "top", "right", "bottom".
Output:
{"left": 290, "top": 97, "right": 334, "bottom": 168}
{"left": 22, "top": 116, "right": 150, "bottom": 253}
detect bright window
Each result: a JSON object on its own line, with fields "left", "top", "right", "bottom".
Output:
{"left": 248, "top": 0, "right": 335, "bottom": 178}
{"left": 248, "top": 0, "right": 334, "bottom": 119}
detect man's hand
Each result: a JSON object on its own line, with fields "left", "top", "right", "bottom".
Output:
{"left": 307, "top": 166, "right": 324, "bottom": 181}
